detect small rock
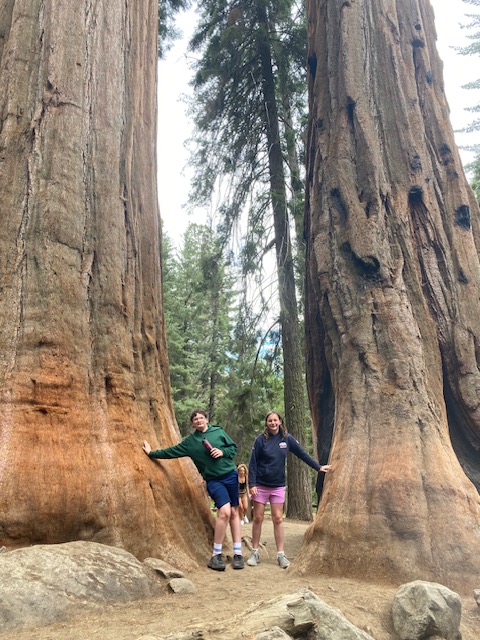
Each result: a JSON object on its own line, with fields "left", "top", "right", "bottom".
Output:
{"left": 143, "top": 557, "right": 185, "bottom": 579}
{"left": 167, "top": 578, "right": 196, "bottom": 594}
{"left": 474, "top": 588, "right": 480, "bottom": 608}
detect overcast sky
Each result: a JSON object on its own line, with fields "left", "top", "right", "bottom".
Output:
{"left": 157, "top": 1, "right": 480, "bottom": 244}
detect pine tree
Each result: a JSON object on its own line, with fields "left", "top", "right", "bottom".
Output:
{"left": 163, "top": 224, "right": 285, "bottom": 457}
{"left": 163, "top": 224, "right": 238, "bottom": 432}
{"left": 158, "top": 0, "right": 191, "bottom": 57}
{"left": 187, "top": 0, "right": 314, "bottom": 519}
{"left": 458, "top": 0, "right": 480, "bottom": 195}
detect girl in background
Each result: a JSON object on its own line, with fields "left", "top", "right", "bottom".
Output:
{"left": 237, "top": 463, "right": 249, "bottom": 524}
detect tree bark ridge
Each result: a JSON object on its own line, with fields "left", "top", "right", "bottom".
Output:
{"left": 300, "top": 0, "right": 480, "bottom": 592}
{"left": 0, "top": 0, "right": 213, "bottom": 565}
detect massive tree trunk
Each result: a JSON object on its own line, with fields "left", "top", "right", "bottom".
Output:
{"left": 255, "top": 0, "right": 312, "bottom": 520}
{"left": 0, "top": 0, "right": 213, "bottom": 567}
{"left": 299, "top": 0, "right": 480, "bottom": 592}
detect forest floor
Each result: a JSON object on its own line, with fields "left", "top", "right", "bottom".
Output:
{"left": 2, "top": 517, "right": 479, "bottom": 640}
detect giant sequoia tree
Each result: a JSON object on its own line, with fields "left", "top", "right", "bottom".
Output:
{"left": 0, "top": 0, "right": 213, "bottom": 566}
{"left": 298, "top": 0, "right": 480, "bottom": 592}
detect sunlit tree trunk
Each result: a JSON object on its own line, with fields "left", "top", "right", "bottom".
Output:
{"left": 0, "top": 0, "right": 213, "bottom": 567}
{"left": 299, "top": 0, "right": 480, "bottom": 591}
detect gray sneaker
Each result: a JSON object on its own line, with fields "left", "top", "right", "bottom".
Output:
{"left": 277, "top": 554, "right": 290, "bottom": 569}
{"left": 208, "top": 554, "right": 226, "bottom": 571}
{"left": 232, "top": 554, "right": 244, "bottom": 569}
{"left": 247, "top": 550, "right": 260, "bottom": 566}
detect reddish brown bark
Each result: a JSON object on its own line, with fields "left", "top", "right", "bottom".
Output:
{"left": 0, "top": 0, "right": 213, "bottom": 566}
{"left": 300, "top": 0, "right": 480, "bottom": 592}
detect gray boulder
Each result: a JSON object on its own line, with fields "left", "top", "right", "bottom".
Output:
{"left": 0, "top": 541, "right": 162, "bottom": 632}
{"left": 392, "top": 580, "right": 462, "bottom": 640}
{"left": 231, "top": 588, "right": 374, "bottom": 640}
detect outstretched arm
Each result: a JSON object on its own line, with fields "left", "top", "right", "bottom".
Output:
{"left": 287, "top": 434, "right": 322, "bottom": 471}
{"left": 142, "top": 438, "right": 191, "bottom": 459}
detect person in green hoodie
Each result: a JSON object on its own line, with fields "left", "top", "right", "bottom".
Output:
{"left": 142, "top": 409, "right": 243, "bottom": 572}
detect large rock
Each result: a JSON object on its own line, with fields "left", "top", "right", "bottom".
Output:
{"left": 230, "top": 588, "right": 374, "bottom": 640}
{"left": 0, "top": 541, "right": 162, "bottom": 632}
{"left": 392, "top": 581, "right": 462, "bottom": 640}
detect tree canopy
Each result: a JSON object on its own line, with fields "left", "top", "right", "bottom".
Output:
{"left": 458, "top": 0, "right": 480, "bottom": 199}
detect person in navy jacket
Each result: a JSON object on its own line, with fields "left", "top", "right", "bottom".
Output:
{"left": 247, "top": 411, "right": 331, "bottom": 568}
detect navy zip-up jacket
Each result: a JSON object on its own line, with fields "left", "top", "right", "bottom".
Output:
{"left": 248, "top": 432, "right": 320, "bottom": 488}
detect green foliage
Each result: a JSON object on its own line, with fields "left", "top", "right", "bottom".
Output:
{"left": 163, "top": 224, "right": 284, "bottom": 455}
{"left": 182, "top": 1, "right": 310, "bottom": 477}
{"left": 163, "top": 224, "right": 236, "bottom": 432}
{"left": 162, "top": 2, "right": 310, "bottom": 471}
{"left": 158, "top": 0, "right": 191, "bottom": 58}
{"left": 214, "top": 300, "right": 285, "bottom": 460}
{"left": 457, "top": 1, "right": 480, "bottom": 196}
{"left": 470, "top": 154, "right": 480, "bottom": 200}
{"left": 457, "top": 2, "right": 480, "bottom": 143}
{"left": 186, "top": 0, "right": 307, "bottom": 251}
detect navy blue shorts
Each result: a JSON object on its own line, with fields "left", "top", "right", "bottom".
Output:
{"left": 206, "top": 470, "right": 239, "bottom": 509}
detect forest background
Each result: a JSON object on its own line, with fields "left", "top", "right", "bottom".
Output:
{"left": 157, "top": 0, "right": 480, "bottom": 463}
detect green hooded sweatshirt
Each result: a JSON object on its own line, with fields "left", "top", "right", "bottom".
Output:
{"left": 148, "top": 425, "right": 237, "bottom": 481}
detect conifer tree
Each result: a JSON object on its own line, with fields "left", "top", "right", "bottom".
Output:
{"left": 187, "top": 0, "right": 314, "bottom": 518}
{"left": 158, "top": 0, "right": 191, "bottom": 57}
{"left": 458, "top": 0, "right": 480, "bottom": 198}
{"left": 162, "top": 224, "right": 237, "bottom": 433}
{"left": 163, "top": 224, "right": 285, "bottom": 457}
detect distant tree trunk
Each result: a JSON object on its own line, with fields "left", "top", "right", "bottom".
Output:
{"left": 0, "top": 0, "right": 213, "bottom": 567}
{"left": 207, "top": 291, "right": 220, "bottom": 421}
{"left": 255, "top": 0, "right": 312, "bottom": 520}
{"left": 299, "top": 0, "right": 480, "bottom": 592}
{"left": 277, "top": 47, "right": 306, "bottom": 298}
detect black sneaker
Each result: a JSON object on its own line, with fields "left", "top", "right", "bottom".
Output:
{"left": 208, "top": 554, "right": 226, "bottom": 571}
{"left": 232, "top": 554, "right": 244, "bottom": 569}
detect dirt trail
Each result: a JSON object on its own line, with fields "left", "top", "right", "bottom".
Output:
{"left": 2, "top": 518, "right": 479, "bottom": 640}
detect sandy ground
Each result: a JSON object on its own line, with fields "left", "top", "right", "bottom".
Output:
{"left": 2, "top": 517, "right": 479, "bottom": 640}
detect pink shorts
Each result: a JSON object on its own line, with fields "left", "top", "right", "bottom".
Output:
{"left": 252, "top": 485, "right": 286, "bottom": 505}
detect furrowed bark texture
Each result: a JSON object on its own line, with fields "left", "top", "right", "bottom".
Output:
{"left": 300, "top": 0, "right": 480, "bottom": 592}
{"left": 0, "top": 0, "right": 213, "bottom": 566}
